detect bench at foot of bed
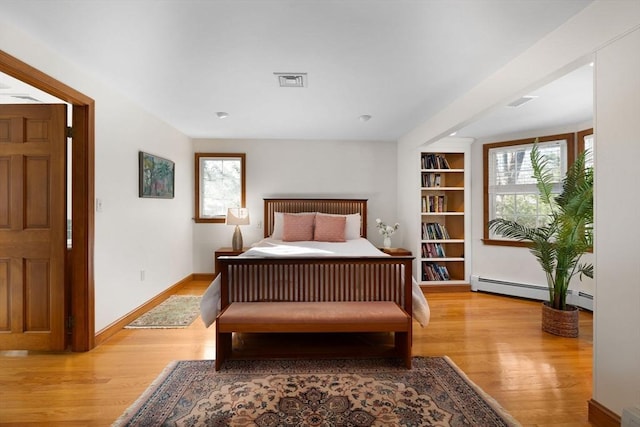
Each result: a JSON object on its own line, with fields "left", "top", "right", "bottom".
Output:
{"left": 214, "top": 301, "right": 412, "bottom": 370}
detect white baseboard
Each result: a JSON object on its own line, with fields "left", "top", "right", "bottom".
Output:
{"left": 470, "top": 275, "right": 593, "bottom": 311}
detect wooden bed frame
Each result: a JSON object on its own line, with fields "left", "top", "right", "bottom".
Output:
{"left": 215, "top": 198, "right": 414, "bottom": 369}
{"left": 263, "top": 198, "right": 368, "bottom": 238}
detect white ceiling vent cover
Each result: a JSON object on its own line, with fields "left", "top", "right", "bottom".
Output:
{"left": 507, "top": 96, "right": 537, "bottom": 107}
{"left": 274, "top": 73, "right": 307, "bottom": 88}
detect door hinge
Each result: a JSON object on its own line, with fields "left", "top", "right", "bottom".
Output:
{"left": 66, "top": 315, "right": 75, "bottom": 331}
{"left": 66, "top": 126, "right": 73, "bottom": 138}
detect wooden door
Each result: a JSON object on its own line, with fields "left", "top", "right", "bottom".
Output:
{"left": 0, "top": 104, "right": 67, "bottom": 351}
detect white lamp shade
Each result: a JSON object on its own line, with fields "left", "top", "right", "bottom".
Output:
{"left": 226, "top": 208, "right": 250, "bottom": 226}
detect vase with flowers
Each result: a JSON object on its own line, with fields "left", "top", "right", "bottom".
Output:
{"left": 376, "top": 218, "right": 399, "bottom": 248}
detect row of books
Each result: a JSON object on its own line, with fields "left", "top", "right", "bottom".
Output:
{"left": 421, "top": 153, "right": 450, "bottom": 170}
{"left": 421, "top": 242, "right": 447, "bottom": 258}
{"left": 422, "top": 222, "right": 450, "bottom": 240}
{"left": 422, "top": 262, "right": 450, "bottom": 281}
{"left": 421, "top": 195, "right": 447, "bottom": 213}
{"left": 421, "top": 172, "right": 441, "bottom": 187}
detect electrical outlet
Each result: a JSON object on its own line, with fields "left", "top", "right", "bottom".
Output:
{"left": 96, "top": 198, "right": 103, "bottom": 212}
{"left": 140, "top": 270, "right": 145, "bottom": 281}
{"left": 257, "top": 220, "right": 263, "bottom": 229}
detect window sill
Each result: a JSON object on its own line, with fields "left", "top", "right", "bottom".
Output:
{"left": 482, "top": 238, "right": 593, "bottom": 253}
{"left": 195, "top": 217, "right": 226, "bottom": 224}
{"left": 482, "top": 238, "right": 531, "bottom": 248}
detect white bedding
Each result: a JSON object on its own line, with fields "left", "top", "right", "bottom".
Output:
{"left": 200, "top": 238, "right": 430, "bottom": 327}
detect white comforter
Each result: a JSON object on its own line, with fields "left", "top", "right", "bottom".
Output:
{"left": 200, "top": 238, "right": 430, "bottom": 327}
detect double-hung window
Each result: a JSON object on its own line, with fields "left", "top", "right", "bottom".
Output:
{"left": 483, "top": 133, "right": 575, "bottom": 245}
{"left": 578, "top": 128, "right": 594, "bottom": 168}
{"left": 194, "top": 153, "right": 245, "bottom": 223}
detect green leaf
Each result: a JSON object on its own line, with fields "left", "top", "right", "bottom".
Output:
{"left": 487, "top": 143, "right": 594, "bottom": 310}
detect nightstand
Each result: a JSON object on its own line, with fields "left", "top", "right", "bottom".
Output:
{"left": 379, "top": 247, "right": 412, "bottom": 256}
{"left": 214, "top": 247, "right": 248, "bottom": 275}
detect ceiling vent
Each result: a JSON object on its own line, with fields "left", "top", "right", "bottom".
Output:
{"left": 507, "top": 96, "right": 537, "bottom": 107}
{"left": 0, "top": 94, "right": 42, "bottom": 102}
{"left": 274, "top": 73, "right": 307, "bottom": 88}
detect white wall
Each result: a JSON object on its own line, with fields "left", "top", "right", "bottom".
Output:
{"left": 4, "top": 0, "right": 640, "bottom": 416}
{"left": 593, "top": 27, "right": 640, "bottom": 415}
{"left": 93, "top": 95, "right": 193, "bottom": 332}
{"left": 397, "top": 0, "right": 640, "bottom": 417}
{"left": 0, "top": 19, "right": 195, "bottom": 332}
{"left": 470, "top": 123, "right": 595, "bottom": 298}
{"left": 191, "top": 138, "right": 398, "bottom": 273}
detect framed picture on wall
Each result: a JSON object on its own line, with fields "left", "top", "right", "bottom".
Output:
{"left": 139, "top": 151, "right": 175, "bottom": 199}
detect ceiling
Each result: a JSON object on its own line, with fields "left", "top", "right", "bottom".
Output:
{"left": 0, "top": 0, "right": 593, "bottom": 141}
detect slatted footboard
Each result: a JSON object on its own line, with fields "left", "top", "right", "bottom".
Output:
{"left": 215, "top": 256, "right": 414, "bottom": 368}
{"left": 218, "top": 256, "right": 414, "bottom": 314}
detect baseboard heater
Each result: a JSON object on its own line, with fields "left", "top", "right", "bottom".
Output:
{"left": 470, "top": 275, "right": 593, "bottom": 311}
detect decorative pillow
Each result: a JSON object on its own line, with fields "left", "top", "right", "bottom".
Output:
{"left": 344, "top": 213, "right": 362, "bottom": 239}
{"left": 282, "top": 213, "right": 316, "bottom": 241}
{"left": 316, "top": 212, "right": 361, "bottom": 240}
{"left": 314, "top": 214, "right": 346, "bottom": 242}
{"left": 272, "top": 212, "right": 315, "bottom": 239}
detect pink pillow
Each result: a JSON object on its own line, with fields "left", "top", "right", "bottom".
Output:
{"left": 271, "top": 212, "right": 316, "bottom": 239}
{"left": 282, "top": 213, "right": 315, "bottom": 241}
{"left": 314, "top": 214, "right": 346, "bottom": 242}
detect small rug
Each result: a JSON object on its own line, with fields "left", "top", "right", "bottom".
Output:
{"left": 125, "top": 295, "right": 201, "bottom": 329}
{"left": 113, "top": 357, "right": 521, "bottom": 426}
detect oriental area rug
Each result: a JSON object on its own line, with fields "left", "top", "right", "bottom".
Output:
{"left": 113, "top": 356, "right": 521, "bottom": 426}
{"left": 125, "top": 295, "right": 201, "bottom": 329}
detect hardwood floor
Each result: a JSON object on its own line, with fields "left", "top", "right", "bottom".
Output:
{"left": 0, "top": 280, "right": 593, "bottom": 426}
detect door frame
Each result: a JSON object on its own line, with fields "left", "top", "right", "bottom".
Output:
{"left": 0, "top": 50, "right": 95, "bottom": 351}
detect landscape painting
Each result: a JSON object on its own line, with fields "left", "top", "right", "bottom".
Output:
{"left": 139, "top": 151, "right": 175, "bottom": 199}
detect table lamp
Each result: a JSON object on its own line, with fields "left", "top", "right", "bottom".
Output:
{"left": 226, "top": 208, "right": 250, "bottom": 251}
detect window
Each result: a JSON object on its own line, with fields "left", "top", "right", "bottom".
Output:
{"left": 194, "top": 153, "right": 245, "bottom": 223}
{"left": 578, "top": 128, "right": 594, "bottom": 168}
{"left": 483, "top": 133, "right": 575, "bottom": 246}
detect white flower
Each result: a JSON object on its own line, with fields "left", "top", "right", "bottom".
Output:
{"left": 376, "top": 219, "right": 399, "bottom": 238}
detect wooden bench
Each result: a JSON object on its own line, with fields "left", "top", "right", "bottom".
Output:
{"left": 215, "top": 301, "right": 412, "bottom": 370}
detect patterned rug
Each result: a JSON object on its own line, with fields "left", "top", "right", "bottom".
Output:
{"left": 113, "top": 357, "right": 521, "bottom": 426}
{"left": 125, "top": 295, "right": 202, "bottom": 329}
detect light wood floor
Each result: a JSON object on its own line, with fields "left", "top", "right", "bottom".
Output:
{"left": 0, "top": 280, "right": 593, "bottom": 426}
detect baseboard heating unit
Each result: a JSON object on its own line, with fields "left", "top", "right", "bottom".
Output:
{"left": 470, "top": 275, "right": 593, "bottom": 311}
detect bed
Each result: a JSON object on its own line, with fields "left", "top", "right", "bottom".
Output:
{"left": 200, "top": 198, "right": 430, "bottom": 367}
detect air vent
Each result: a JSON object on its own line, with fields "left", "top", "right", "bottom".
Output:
{"left": 507, "top": 96, "right": 537, "bottom": 107}
{"left": 274, "top": 72, "right": 307, "bottom": 88}
{"left": 10, "top": 95, "right": 42, "bottom": 102}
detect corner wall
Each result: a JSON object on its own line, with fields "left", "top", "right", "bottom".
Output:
{"left": 593, "top": 26, "right": 640, "bottom": 415}
{"left": 0, "top": 19, "right": 195, "bottom": 332}
{"left": 192, "top": 138, "right": 398, "bottom": 274}
{"left": 396, "top": 1, "right": 640, "bottom": 417}
{"left": 470, "top": 123, "right": 595, "bottom": 299}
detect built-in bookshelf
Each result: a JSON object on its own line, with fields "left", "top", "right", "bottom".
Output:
{"left": 420, "top": 151, "right": 466, "bottom": 285}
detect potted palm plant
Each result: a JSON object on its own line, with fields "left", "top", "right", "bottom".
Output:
{"left": 488, "top": 144, "right": 593, "bottom": 337}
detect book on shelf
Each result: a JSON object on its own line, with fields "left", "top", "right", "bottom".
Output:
{"left": 421, "top": 261, "right": 450, "bottom": 281}
{"left": 421, "top": 242, "right": 446, "bottom": 258}
{"left": 421, "top": 222, "right": 450, "bottom": 240}
{"left": 421, "top": 153, "right": 451, "bottom": 170}
{"left": 421, "top": 195, "right": 447, "bottom": 213}
{"left": 421, "top": 172, "right": 442, "bottom": 187}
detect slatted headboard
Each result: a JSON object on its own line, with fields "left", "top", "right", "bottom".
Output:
{"left": 263, "top": 198, "right": 368, "bottom": 238}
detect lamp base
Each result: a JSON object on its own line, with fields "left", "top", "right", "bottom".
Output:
{"left": 232, "top": 225, "right": 243, "bottom": 251}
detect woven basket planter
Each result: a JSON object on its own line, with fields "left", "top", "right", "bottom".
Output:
{"left": 541, "top": 302, "right": 579, "bottom": 337}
